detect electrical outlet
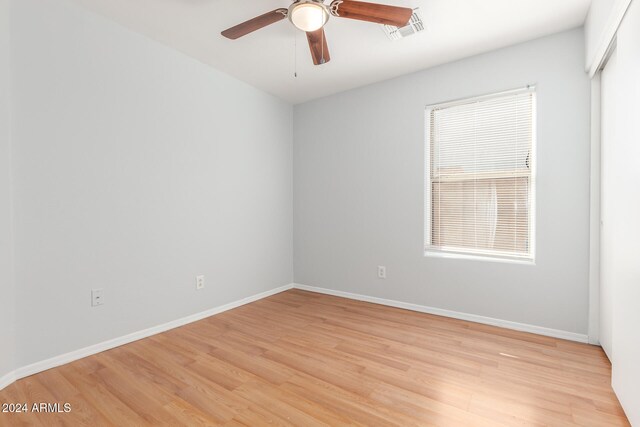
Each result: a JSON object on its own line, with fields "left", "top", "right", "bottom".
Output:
{"left": 91, "top": 288, "right": 104, "bottom": 307}
{"left": 196, "top": 275, "right": 205, "bottom": 290}
{"left": 377, "top": 266, "right": 386, "bottom": 279}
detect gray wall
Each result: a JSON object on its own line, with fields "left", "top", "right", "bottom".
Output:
{"left": 0, "top": 0, "right": 15, "bottom": 380}
{"left": 11, "top": 0, "right": 293, "bottom": 367}
{"left": 294, "top": 28, "right": 591, "bottom": 335}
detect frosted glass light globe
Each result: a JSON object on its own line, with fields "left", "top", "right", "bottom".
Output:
{"left": 289, "top": 2, "right": 329, "bottom": 32}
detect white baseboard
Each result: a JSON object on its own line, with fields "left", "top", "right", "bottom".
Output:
{"left": 0, "top": 371, "right": 15, "bottom": 391}
{"left": 293, "top": 283, "right": 589, "bottom": 343}
{"left": 1, "top": 283, "right": 294, "bottom": 391}
{"left": 1, "top": 281, "right": 588, "bottom": 393}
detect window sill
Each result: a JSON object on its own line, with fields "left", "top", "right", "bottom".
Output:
{"left": 424, "top": 250, "right": 536, "bottom": 266}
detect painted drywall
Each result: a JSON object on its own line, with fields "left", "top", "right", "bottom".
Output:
{"left": 585, "top": 0, "right": 618, "bottom": 66}
{"left": 10, "top": 0, "right": 293, "bottom": 367}
{"left": 294, "top": 28, "right": 591, "bottom": 335}
{"left": 0, "top": 0, "right": 15, "bottom": 380}
{"left": 605, "top": 0, "right": 640, "bottom": 422}
{"left": 584, "top": 0, "right": 631, "bottom": 73}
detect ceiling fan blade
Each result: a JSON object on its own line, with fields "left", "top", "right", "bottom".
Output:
{"left": 306, "top": 28, "right": 330, "bottom": 65}
{"left": 221, "top": 9, "right": 288, "bottom": 39}
{"left": 330, "top": 0, "right": 412, "bottom": 27}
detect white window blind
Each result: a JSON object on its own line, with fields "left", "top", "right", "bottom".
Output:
{"left": 425, "top": 87, "right": 536, "bottom": 261}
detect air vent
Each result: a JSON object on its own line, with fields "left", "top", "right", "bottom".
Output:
{"left": 381, "top": 8, "right": 424, "bottom": 40}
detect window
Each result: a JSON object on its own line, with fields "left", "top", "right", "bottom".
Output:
{"left": 425, "top": 87, "right": 536, "bottom": 262}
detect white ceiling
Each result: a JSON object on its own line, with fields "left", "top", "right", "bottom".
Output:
{"left": 71, "top": 0, "right": 591, "bottom": 104}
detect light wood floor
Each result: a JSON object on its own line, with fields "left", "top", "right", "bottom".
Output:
{"left": 0, "top": 290, "right": 629, "bottom": 426}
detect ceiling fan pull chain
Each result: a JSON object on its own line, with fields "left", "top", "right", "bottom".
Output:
{"left": 294, "top": 28, "right": 298, "bottom": 77}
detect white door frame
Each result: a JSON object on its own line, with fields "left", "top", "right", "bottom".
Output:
{"left": 588, "top": 74, "right": 601, "bottom": 345}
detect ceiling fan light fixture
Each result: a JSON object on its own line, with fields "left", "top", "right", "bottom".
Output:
{"left": 289, "top": 1, "right": 329, "bottom": 32}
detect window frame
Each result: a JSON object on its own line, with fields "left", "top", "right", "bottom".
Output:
{"left": 424, "top": 86, "right": 537, "bottom": 264}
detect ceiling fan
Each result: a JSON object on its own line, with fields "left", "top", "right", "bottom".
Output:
{"left": 221, "top": 0, "right": 413, "bottom": 65}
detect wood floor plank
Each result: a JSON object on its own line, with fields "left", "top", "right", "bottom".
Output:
{"left": 0, "top": 289, "right": 630, "bottom": 426}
